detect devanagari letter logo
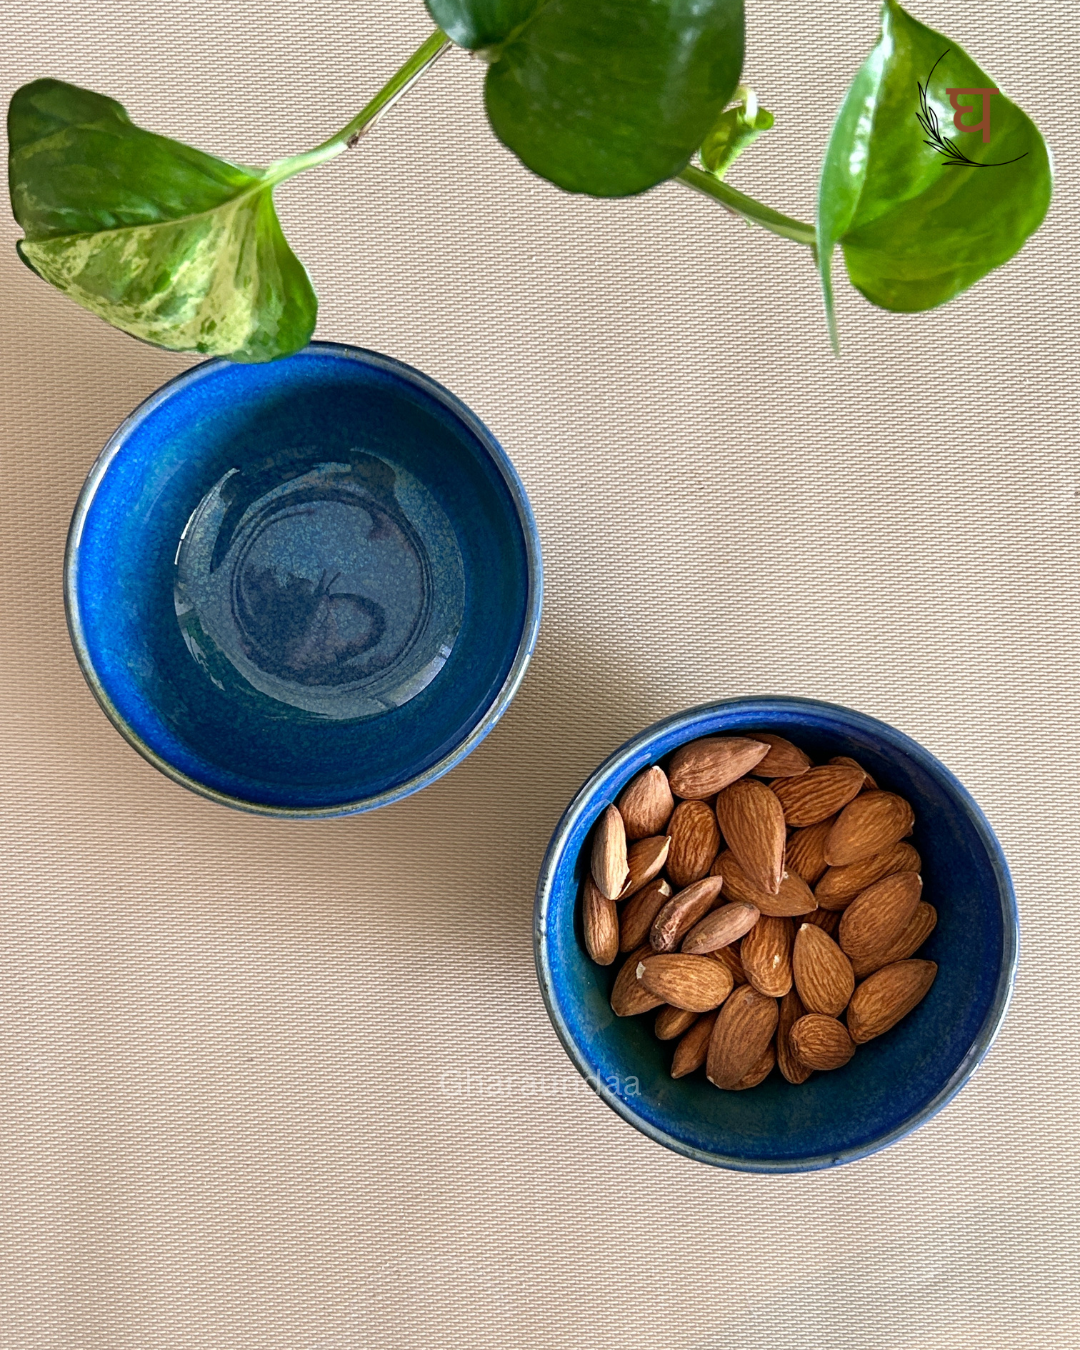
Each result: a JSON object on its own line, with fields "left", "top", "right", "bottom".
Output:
{"left": 946, "top": 87, "right": 999, "bottom": 143}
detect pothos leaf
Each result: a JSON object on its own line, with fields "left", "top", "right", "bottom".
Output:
{"left": 817, "top": 0, "right": 1052, "bottom": 343}
{"left": 700, "top": 96, "right": 774, "bottom": 178}
{"left": 8, "top": 79, "right": 317, "bottom": 362}
{"left": 428, "top": 0, "right": 745, "bottom": 198}
{"left": 424, "top": 0, "right": 535, "bottom": 51}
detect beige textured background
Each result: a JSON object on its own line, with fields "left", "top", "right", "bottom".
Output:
{"left": 1, "top": 2, "right": 1078, "bottom": 1346}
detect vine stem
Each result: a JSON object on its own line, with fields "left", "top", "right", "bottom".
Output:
{"left": 267, "top": 28, "right": 451, "bottom": 183}
{"left": 677, "top": 165, "right": 817, "bottom": 249}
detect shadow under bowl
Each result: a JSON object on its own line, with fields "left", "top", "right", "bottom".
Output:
{"left": 66, "top": 343, "right": 541, "bottom": 816}
{"left": 535, "top": 697, "right": 1018, "bottom": 1172}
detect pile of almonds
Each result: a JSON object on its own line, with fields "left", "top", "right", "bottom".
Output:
{"left": 581, "top": 733, "right": 938, "bottom": 1090}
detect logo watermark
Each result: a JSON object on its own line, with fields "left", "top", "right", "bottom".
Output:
{"left": 917, "top": 50, "right": 1028, "bottom": 169}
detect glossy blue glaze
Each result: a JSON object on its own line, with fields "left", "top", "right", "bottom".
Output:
{"left": 535, "top": 698, "right": 1018, "bottom": 1172}
{"left": 66, "top": 344, "right": 541, "bottom": 816}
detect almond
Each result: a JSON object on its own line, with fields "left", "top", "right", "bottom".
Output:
{"left": 777, "top": 988, "right": 812, "bottom": 1084}
{"left": 771, "top": 765, "right": 864, "bottom": 827}
{"left": 824, "top": 792, "right": 915, "bottom": 867}
{"left": 582, "top": 875, "right": 619, "bottom": 965}
{"left": 839, "top": 871, "right": 922, "bottom": 963}
{"left": 654, "top": 1004, "right": 699, "bottom": 1041}
{"left": 829, "top": 755, "right": 877, "bottom": 789}
{"left": 748, "top": 733, "right": 811, "bottom": 778}
{"left": 638, "top": 954, "right": 734, "bottom": 1013}
{"left": 610, "top": 946, "right": 665, "bottom": 1016}
{"left": 847, "top": 959, "right": 938, "bottom": 1043}
{"left": 617, "top": 765, "right": 674, "bottom": 840}
{"left": 726, "top": 1041, "right": 776, "bottom": 1091}
{"left": 666, "top": 800, "right": 721, "bottom": 888}
{"left": 715, "top": 850, "right": 817, "bottom": 917}
{"left": 650, "top": 877, "right": 724, "bottom": 952}
{"left": 618, "top": 835, "right": 671, "bottom": 899}
{"left": 784, "top": 817, "right": 836, "bottom": 885}
{"left": 851, "top": 903, "right": 937, "bottom": 979}
{"left": 709, "top": 941, "right": 747, "bottom": 985}
{"left": 670, "top": 1011, "right": 718, "bottom": 1078}
{"left": 792, "top": 923, "right": 854, "bottom": 1015}
{"left": 680, "top": 900, "right": 760, "bottom": 955}
{"left": 706, "top": 985, "right": 779, "bottom": 1089}
{"left": 618, "top": 877, "right": 672, "bottom": 952}
{"left": 667, "top": 736, "right": 770, "bottom": 799}
{"left": 590, "top": 804, "right": 628, "bottom": 899}
{"left": 789, "top": 1014, "right": 856, "bottom": 1070}
{"left": 715, "top": 778, "right": 786, "bottom": 894}
{"left": 740, "top": 915, "right": 794, "bottom": 998}
{"left": 814, "top": 841, "right": 921, "bottom": 910}
{"left": 802, "top": 907, "right": 841, "bottom": 937}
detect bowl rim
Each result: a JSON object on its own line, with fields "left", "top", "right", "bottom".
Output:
{"left": 64, "top": 341, "right": 543, "bottom": 819}
{"left": 533, "top": 695, "right": 1019, "bottom": 1173}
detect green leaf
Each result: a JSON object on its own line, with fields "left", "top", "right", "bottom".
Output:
{"left": 8, "top": 79, "right": 318, "bottom": 362}
{"left": 817, "top": 0, "right": 1052, "bottom": 345}
{"left": 700, "top": 93, "right": 774, "bottom": 179}
{"left": 432, "top": 0, "right": 745, "bottom": 197}
{"left": 424, "top": 0, "right": 535, "bottom": 51}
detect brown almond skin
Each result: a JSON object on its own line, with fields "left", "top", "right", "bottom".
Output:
{"left": 666, "top": 799, "right": 721, "bottom": 889}
{"left": 709, "top": 941, "right": 747, "bottom": 984}
{"left": 815, "top": 841, "right": 921, "bottom": 910}
{"left": 654, "top": 1004, "right": 699, "bottom": 1041}
{"left": 618, "top": 835, "right": 671, "bottom": 899}
{"left": 793, "top": 923, "right": 855, "bottom": 1015}
{"left": 826, "top": 761, "right": 874, "bottom": 788}
{"left": 715, "top": 850, "right": 817, "bottom": 917}
{"left": 824, "top": 792, "right": 915, "bottom": 867}
{"left": 650, "top": 876, "right": 725, "bottom": 952}
{"left": 667, "top": 736, "right": 770, "bottom": 799}
{"left": 748, "top": 733, "right": 812, "bottom": 779}
{"left": 803, "top": 907, "right": 841, "bottom": 937}
{"left": 618, "top": 877, "right": 672, "bottom": 952}
{"left": 784, "top": 818, "right": 836, "bottom": 885}
{"left": 771, "top": 765, "right": 865, "bottom": 827}
{"left": 790, "top": 1014, "right": 856, "bottom": 1070}
{"left": 839, "top": 871, "right": 922, "bottom": 962}
{"left": 638, "top": 954, "right": 734, "bottom": 1013}
{"left": 582, "top": 875, "right": 619, "bottom": 965}
{"left": 851, "top": 905, "right": 938, "bottom": 978}
{"left": 740, "top": 915, "right": 794, "bottom": 998}
{"left": 671, "top": 1011, "right": 718, "bottom": 1078}
{"left": 610, "top": 946, "right": 665, "bottom": 1016}
{"left": 715, "top": 778, "right": 786, "bottom": 894}
{"left": 706, "top": 985, "right": 779, "bottom": 1089}
{"left": 847, "top": 959, "right": 938, "bottom": 1043}
{"left": 777, "top": 988, "right": 813, "bottom": 1084}
{"left": 591, "top": 804, "right": 629, "bottom": 899}
{"left": 726, "top": 1041, "right": 776, "bottom": 1090}
{"left": 617, "top": 766, "right": 675, "bottom": 840}
{"left": 829, "top": 756, "right": 878, "bottom": 791}
{"left": 680, "top": 900, "right": 760, "bottom": 955}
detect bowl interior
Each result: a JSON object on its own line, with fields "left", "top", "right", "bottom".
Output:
{"left": 537, "top": 699, "right": 1016, "bottom": 1171}
{"left": 68, "top": 345, "right": 536, "bottom": 813}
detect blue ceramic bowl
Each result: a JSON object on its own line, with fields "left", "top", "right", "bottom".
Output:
{"left": 66, "top": 343, "right": 541, "bottom": 816}
{"left": 535, "top": 697, "right": 1018, "bottom": 1172}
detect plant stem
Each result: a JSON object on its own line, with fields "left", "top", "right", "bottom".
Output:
{"left": 677, "top": 166, "right": 816, "bottom": 249}
{"left": 269, "top": 28, "right": 451, "bottom": 181}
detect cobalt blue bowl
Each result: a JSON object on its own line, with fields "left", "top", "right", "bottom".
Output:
{"left": 535, "top": 697, "right": 1018, "bottom": 1172}
{"left": 65, "top": 343, "right": 541, "bottom": 816}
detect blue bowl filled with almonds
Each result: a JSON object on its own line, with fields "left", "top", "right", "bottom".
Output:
{"left": 534, "top": 697, "right": 1018, "bottom": 1172}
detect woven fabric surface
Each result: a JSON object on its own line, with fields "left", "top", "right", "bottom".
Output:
{"left": 1, "top": 2, "right": 1078, "bottom": 1347}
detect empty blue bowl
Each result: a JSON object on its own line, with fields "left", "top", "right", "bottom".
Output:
{"left": 65, "top": 343, "right": 541, "bottom": 816}
{"left": 535, "top": 697, "right": 1018, "bottom": 1172}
